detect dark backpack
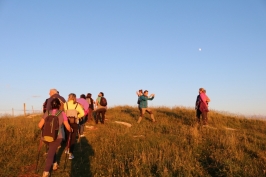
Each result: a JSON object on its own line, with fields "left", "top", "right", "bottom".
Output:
{"left": 100, "top": 97, "right": 107, "bottom": 106}
{"left": 42, "top": 110, "right": 62, "bottom": 142}
{"left": 86, "top": 98, "right": 94, "bottom": 110}
{"left": 137, "top": 98, "right": 140, "bottom": 104}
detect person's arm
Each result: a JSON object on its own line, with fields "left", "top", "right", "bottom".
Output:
{"left": 38, "top": 119, "right": 45, "bottom": 129}
{"left": 76, "top": 104, "right": 85, "bottom": 118}
{"left": 206, "top": 95, "right": 210, "bottom": 102}
{"left": 140, "top": 95, "right": 154, "bottom": 101}
{"left": 62, "top": 112, "right": 72, "bottom": 132}
{"left": 95, "top": 98, "right": 99, "bottom": 106}
{"left": 38, "top": 112, "right": 48, "bottom": 128}
{"left": 64, "top": 102, "right": 67, "bottom": 111}
{"left": 148, "top": 97, "right": 154, "bottom": 100}
{"left": 136, "top": 91, "right": 140, "bottom": 96}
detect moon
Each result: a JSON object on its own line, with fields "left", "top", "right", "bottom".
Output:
{"left": 199, "top": 48, "right": 202, "bottom": 51}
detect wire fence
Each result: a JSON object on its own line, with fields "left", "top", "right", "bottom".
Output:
{"left": 0, "top": 105, "right": 42, "bottom": 117}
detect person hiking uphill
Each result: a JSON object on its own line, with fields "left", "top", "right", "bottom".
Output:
{"left": 76, "top": 94, "right": 89, "bottom": 137}
{"left": 94, "top": 92, "right": 107, "bottom": 124}
{"left": 86, "top": 93, "right": 95, "bottom": 122}
{"left": 137, "top": 90, "right": 156, "bottom": 123}
{"left": 46, "top": 89, "right": 66, "bottom": 111}
{"left": 64, "top": 93, "right": 84, "bottom": 160}
{"left": 38, "top": 98, "right": 72, "bottom": 177}
{"left": 136, "top": 89, "right": 143, "bottom": 116}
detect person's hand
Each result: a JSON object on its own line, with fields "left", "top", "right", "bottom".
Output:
{"left": 152, "top": 94, "right": 155, "bottom": 97}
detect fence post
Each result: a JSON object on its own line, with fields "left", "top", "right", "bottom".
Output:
{"left": 24, "top": 103, "right": 26, "bottom": 116}
{"left": 12, "top": 108, "right": 14, "bottom": 117}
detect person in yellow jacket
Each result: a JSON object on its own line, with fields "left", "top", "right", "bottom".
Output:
{"left": 64, "top": 93, "right": 84, "bottom": 160}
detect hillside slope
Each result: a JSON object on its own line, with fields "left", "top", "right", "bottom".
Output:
{"left": 0, "top": 106, "right": 265, "bottom": 177}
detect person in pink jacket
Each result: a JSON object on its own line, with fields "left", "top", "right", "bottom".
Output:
{"left": 200, "top": 89, "right": 210, "bottom": 125}
{"left": 195, "top": 88, "right": 210, "bottom": 125}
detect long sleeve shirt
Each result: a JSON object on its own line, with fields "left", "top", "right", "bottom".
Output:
{"left": 139, "top": 95, "right": 154, "bottom": 108}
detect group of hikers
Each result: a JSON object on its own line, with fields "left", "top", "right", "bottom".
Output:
{"left": 135, "top": 88, "right": 211, "bottom": 125}
{"left": 39, "top": 89, "right": 107, "bottom": 177}
{"left": 38, "top": 87, "right": 210, "bottom": 177}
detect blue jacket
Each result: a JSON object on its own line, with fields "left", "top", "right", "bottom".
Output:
{"left": 139, "top": 95, "right": 154, "bottom": 108}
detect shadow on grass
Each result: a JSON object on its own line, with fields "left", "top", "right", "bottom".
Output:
{"left": 56, "top": 137, "right": 94, "bottom": 177}
{"left": 71, "top": 137, "right": 94, "bottom": 177}
{"left": 121, "top": 107, "right": 139, "bottom": 121}
{"left": 157, "top": 110, "right": 195, "bottom": 126}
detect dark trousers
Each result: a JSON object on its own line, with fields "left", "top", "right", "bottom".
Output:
{"left": 196, "top": 109, "right": 202, "bottom": 123}
{"left": 196, "top": 109, "right": 208, "bottom": 125}
{"left": 65, "top": 123, "right": 78, "bottom": 153}
{"left": 44, "top": 138, "right": 62, "bottom": 171}
{"left": 87, "top": 108, "right": 93, "bottom": 122}
{"left": 202, "top": 111, "right": 208, "bottom": 125}
{"left": 94, "top": 108, "right": 106, "bottom": 124}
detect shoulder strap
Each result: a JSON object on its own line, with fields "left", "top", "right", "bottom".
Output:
{"left": 55, "top": 110, "right": 62, "bottom": 116}
{"left": 75, "top": 103, "right": 78, "bottom": 109}
{"left": 66, "top": 102, "right": 68, "bottom": 110}
{"left": 48, "top": 110, "right": 51, "bottom": 116}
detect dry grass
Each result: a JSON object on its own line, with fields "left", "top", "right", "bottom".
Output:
{"left": 0, "top": 106, "right": 266, "bottom": 177}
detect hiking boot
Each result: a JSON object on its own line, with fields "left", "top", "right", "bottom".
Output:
{"left": 42, "top": 171, "right": 50, "bottom": 177}
{"left": 53, "top": 162, "right": 59, "bottom": 170}
{"left": 68, "top": 153, "right": 74, "bottom": 160}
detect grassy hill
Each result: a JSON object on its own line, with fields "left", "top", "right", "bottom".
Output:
{"left": 0, "top": 106, "right": 265, "bottom": 177}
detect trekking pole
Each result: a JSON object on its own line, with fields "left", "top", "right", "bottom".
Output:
{"left": 35, "top": 137, "right": 44, "bottom": 173}
{"left": 63, "top": 131, "right": 72, "bottom": 171}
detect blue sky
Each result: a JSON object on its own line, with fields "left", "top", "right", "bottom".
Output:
{"left": 0, "top": 1, "right": 266, "bottom": 116}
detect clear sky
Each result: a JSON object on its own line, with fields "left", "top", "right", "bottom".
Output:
{"left": 0, "top": 1, "right": 266, "bottom": 116}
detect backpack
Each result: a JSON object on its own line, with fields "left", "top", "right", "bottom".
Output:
{"left": 42, "top": 110, "right": 62, "bottom": 142}
{"left": 86, "top": 98, "right": 94, "bottom": 110}
{"left": 65, "top": 103, "right": 79, "bottom": 124}
{"left": 100, "top": 97, "right": 107, "bottom": 106}
{"left": 137, "top": 98, "right": 140, "bottom": 104}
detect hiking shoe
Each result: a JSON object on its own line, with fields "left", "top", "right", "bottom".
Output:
{"left": 42, "top": 171, "right": 50, "bottom": 177}
{"left": 68, "top": 153, "right": 74, "bottom": 160}
{"left": 53, "top": 162, "right": 59, "bottom": 170}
